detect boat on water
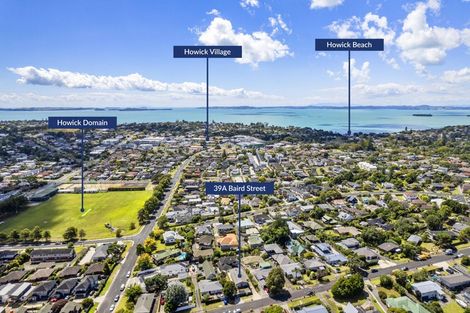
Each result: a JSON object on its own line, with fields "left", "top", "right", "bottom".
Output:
{"left": 412, "top": 113, "right": 433, "bottom": 117}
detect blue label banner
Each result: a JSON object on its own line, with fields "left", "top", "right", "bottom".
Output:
{"left": 205, "top": 182, "right": 274, "bottom": 195}
{"left": 174, "top": 46, "right": 242, "bottom": 58}
{"left": 48, "top": 116, "right": 117, "bottom": 129}
{"left": 315, "top": 39, "right": 384, "bottom": 51}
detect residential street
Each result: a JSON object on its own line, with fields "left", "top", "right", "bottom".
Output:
{"left": 96, "top": 154, "right": 196, "bottom": 313}
{"left": 208, "top": 247, "right": 470, "bottom": 313}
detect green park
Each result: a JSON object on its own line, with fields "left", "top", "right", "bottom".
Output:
{"left": 0, "top": 191, "right": 152, "bottom": 240}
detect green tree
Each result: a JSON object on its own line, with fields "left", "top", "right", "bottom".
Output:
{"left": 32, "top": 226, "right": 42, "bottom": 241}
{"left": 136, "top": 253, "right": 153, "bottom": 271}
{"left": 144, "top": 274, "right": 168, "bottom": 293}
{"left": 265, "top": 267, "right": 285, "bottom": 296}
{"left": 81, "top": 298, "right": 94, "bottom": 310}
{"left": 425, "top": 214, "right": 442, "bottom": 230}
{"left": 79, "top": 229, "right": 86, "bottom": 240}
{"left": 434, "top": 232, "right": 452, "bottom": 247}
{"left": 393, "top": 270, "right": 408, "bottom": 286}
{"left": 165, "top": 284, "right": 187, "bottom": 313}
{"left": 43, "top": 230, "right": 51, "bottom": 241}
{"left": 9, "top": 230, "right": 20, "bottom": 242}
{"left": 412, "top": 269, "right": 428, "bottom": 282}
{"left": 361, "top": 227, "right": 387, "bottom": 246}
{"left": 388, "top": 308, "right": 407, "bottom": 313}
{"left": 462, "top": 256, "right": 470, "bottom": 266}
{"left": 380, "top": 275, "right": 393, "bottom": 289}
{"left": 125, "top": 285, "right": 142, "bottom": 304}
{"left": 223, "top": 280, "right": 237, "bottom": 299}
{"left": 157, "top": 215, "right": 169, "bottom": 229}
{"left": 20, "top": 228, "right": 30, "bottom": 242}
{"left": 264, "top": 305, "right": 284, "bottom": 313}
{"left": 458, "top": 227, "right": 470, "bottom": 242}
{"left": 331, "top": 274, "right": 364, "bottom": 299}
{"left": 260, "top": 217, "right": 290, "bottom": 246}
{"left": 63, "top": 227, "right": 78, "bottom": 242}
{"left": 425, "top": 301, "right": 443, "bottom": 313}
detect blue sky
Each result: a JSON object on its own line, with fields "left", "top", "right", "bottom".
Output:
{"left": 0, "top": 0, "right": 469, "bottom": 108}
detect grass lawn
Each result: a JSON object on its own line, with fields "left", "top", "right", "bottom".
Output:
{"left": 0, "top": 191, "right": 152, "bottom": 240}
{"left": 377, "top": 287, "right": 400, "bottom": 298}
{"left": 288, "top": 295, "right": 320, "bottom": 309}
{"left": 443, "top": 300, "right": 465, "bottom": 313}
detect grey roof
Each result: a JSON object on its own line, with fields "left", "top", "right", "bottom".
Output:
{"left": 198, "top": 279, "right": 223, "bottom": 294}
{"left": 134, "top": 293, "right": 155, "bottom": 313}
{"left": 412, "top": 281, "right": 442, "bottom": 294}
{"left": 296, "top": 305, "right": 329, "bottom": 313}
{"left": 407, "top": 235, "right": 422, "bottom": 244}
{"left": 355, "top": 247, "right": 378, "bottom": 258}
{"left": 378, "top": 242, "right": 399, "bottom": 252}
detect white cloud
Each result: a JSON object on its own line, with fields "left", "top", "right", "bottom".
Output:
{"left": 342, "top": 58, "right": 370, "bottom": 83}
{"left": 268, "top": 14, "right": 292, "bottom": 35}
{"left": 327, "top": 16, "right": 360, "bottom": 38}
{"left": 240, "top": 0, "right": 259, "bottom": 8}
{"left": 353, "top": 83, "right": 422, "bottom": 97}
{"left": 206, "top": 9, "right": 220, "bottom": 16}
{"left": 328, "top": 13, "right": 399, "bottom": 68}
{"left": 442, "top": 67, "right": 470, "bottom": 84}
{"left": 396, "top": 0, "right": 469, "bottom": 72}
{"left": 310, "top": 0, "right": 344, "bottom": 9}
{"left": 361, "top": 13, "right": 396, "bottom": 45}
{"left": 7, "top": 66, "right": 279, "bottom": 99}
{"left": 197, "top": 17, "right": 292, "bottom": 66}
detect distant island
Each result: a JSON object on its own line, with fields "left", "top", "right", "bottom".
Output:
{"left": 1, "top": 105, "right": 470, "bottom": 111}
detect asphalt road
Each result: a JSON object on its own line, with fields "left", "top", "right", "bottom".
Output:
{"left": 96, "top": 155, "right": 196, "bottom": 313}
{"left": 209, "top": 248, "right": 470, "bottom": 313}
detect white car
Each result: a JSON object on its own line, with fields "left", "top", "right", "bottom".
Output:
{"left": 120, "top": 284, "right": 125, "bottom": 291}
{"left": 109, "top": 304, "right": 115, "bottom": 312}
{"left": 126, "top": 271, "right": 131, "bottom": 278}
{"left": 114, "top": 295, "right": 120, "bottom": 302}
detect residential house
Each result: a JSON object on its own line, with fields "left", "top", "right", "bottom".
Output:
{"left": 247, "top": 235, "right": 264, "bottom": 249}
{"left": 339, "top": 238, "right": 360, "bottom": 250}
{"left": 30, "top": 249, "right": 75, "bottom": 264}
{"left": 407, "top": 235, "right": 422, "bottom": 246}
{"left": 217, "top": 234, "right": 238, "bottom": 251}
{"left": 287, "top": 221, "right": 305, "bottom": 238}
{"left": 439, "top": 274, "right": 470, "bottom": 291}
{"left": 28, "top": 269, "right": 55, "bottom": 282}
{"left": 156, "top": 263, "right": 187, "bottom": 279}
{"left": 295, "top": 305, "right": 329, "bottom": 313}
{"left": 59, "top": 301, "right": 81, "bottom": 313}
{"left": 74, "top": 275, "right": 100, "bottom": 298}
{"left": 134, "top": 293, "right": 155, "bottom": 313}
{"left": 228, "top": 268, "right": 249, "bottom": 289}
{"left": 84, "top": 263, "right": 105, "bottom": 276}
{"left": 198, "top": 280, "right": 223, "bottom": 296}
{"left": 218, "top": 256, "right": 238, "bottom": 271}
{"left": 91, "top": 244, "right": 109, "bottom": 262}
{"left": 53, "top": 278, "right": 80, "bottom": 299}
{"left": 263, "top": 243, "right": 283, "bottom": 256}
{"left": 303, "top": 259, "right": 326, "bottom": 272}
{"left": 378, "top": 242, "right": 400, "bottom": 254}
{"left": 355, "top": 247, "right": 379, "bottom": 264}
{"left": 201, "top": 260, "right": 216, "bottom": 280}
{"left": 312, "top": 243, "right": 347, "bottom": 266}
{"left": 163, "top": 231, "right": 184, "bottom": 245}
{"left": 58, "top": 267, "right": 81, "bottom": 279}
{"left": 411, "top": 281, "right": 445, "bottom": 301}
{"left": 30, "top": 281, "right": 57, "bottom": 301}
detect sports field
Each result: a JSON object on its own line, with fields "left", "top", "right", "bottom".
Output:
{"left": 0, "top": 191, "right": 152, "bottom": 240}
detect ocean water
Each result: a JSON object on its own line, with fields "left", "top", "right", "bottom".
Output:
{"left": 0, "top": 107, "right": 468, "bottom": 134}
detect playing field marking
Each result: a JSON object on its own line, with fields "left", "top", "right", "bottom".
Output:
{"left": 81, "top": 209, "right": 92, "bottom": 217}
